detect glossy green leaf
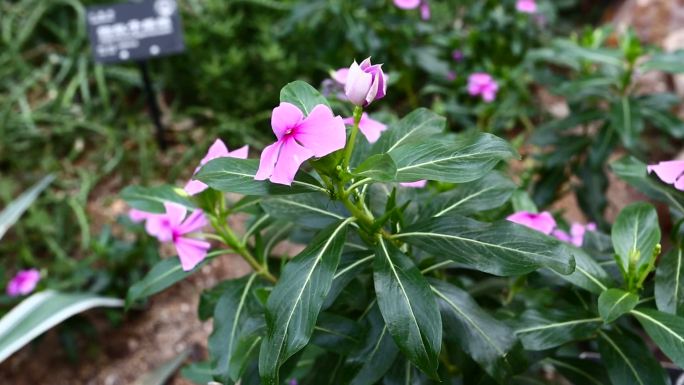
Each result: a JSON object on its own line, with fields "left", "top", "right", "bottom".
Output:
{"left": 431, "top": 280, "right": 525, "bottom": 382}
{"left": 631, "top": 308, "right": 684, "bottom": 368}
{"left": 514, "top": 308, "right": 601, "bottom": 350}
{"left": 181, "top": 361, "right": 214, "bottom": 385}
{"left": 640, "top": 51, "right": 684, "bottom": 73}
{"left": 372, "top": 108, "right": 445, "bottom": 154}
{"left": 598, "top": 330, "right": 669, "bottom": 385}
{"left": 209, "top": 274, "right": 264, "bottom": 384}
{"left": 311, "top": 313, "right": 362, "bottom": 353}
{"left": 0, "top": 174, "right": 53, "bottom": 240}
{"left": 121, "top": 185, "right": 194, "bottom": 213}
{"left": 611, "top": 202, "right": 660, "bottom": 275}
{"left": 396, "top": 216, "right": 575, "bottom": 276}
{"left": 655, "top": 248, "right": 684, "bottom": 315}
{"left": 259, "top": 219, "right": 352, "bottom": 385}
{"left": 279, "top": 80, "right": 329, "bottom": 115}
{"left": 609, "top": 97, "right": 643, "bottom": 149}
{"left": 598, "top": 289, "right": 638, "bottom": 323}
{"left": 0, "top": 291, "right": 123, "bottom": 363}
{"left": 427, "top": 171, "right": 516, "bottom": 217}
{"left": 352, "top": 153, "right": 397, "bottom": 182}
{"left": 389, "top": 134, "right": 516, "bottom": 183}
{"left": 126, "top": 258, "right": 201, "bottom": 307}
{"left": 196, "top": 158, "right": 325, "bottom": 196}
{"left": 324, "top": 252, "right": 374, "bottom": 309}
{"left": 611, "top": 156, "right": 684, "bottom": 215}
{"left": 546, "top": 246, "right": 613, "bottom": 294}
{"left": 546, "top": 357, "right": 610, "bottom": 385}
{"left": 260, "top": 193, "right": 348, "bottom": 229}
{"left": 373, "top": 237, "right": 441, "bottom": 378}
{"left": 347, "top": 306, "right": 400, "bottom": 385}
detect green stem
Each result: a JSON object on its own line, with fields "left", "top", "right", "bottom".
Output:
{"left": 212, "top": 217, "right": 277, "bottom": 283}
{"left": 342, "top": 106, "right": 363, "bottom": 170}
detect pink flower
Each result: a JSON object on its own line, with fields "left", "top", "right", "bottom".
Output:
{"left": 255, "top": 102, "right": 346, "bottom": 185}
{"left": 185, "top": 139, "right": 249, "bottom": 196}
{"left": 129, "top": 208, "right": 151, "bottom": 223}
{"left": 134, "top": 203, "right": 210, "bottom": 271}
{"left": 343, "top": 113, "right": 387, "bottom": 143}
{"left": 420, "top": 2, "right": 430, "bottom": 20}
{"left": 516, "top": 0, "right": 537, "bottom": 13}
{"left": 452, "top": 50, "right": 464, "bottom": 62}
{"left": 446, "top": 71, "right": 457, "bottom": 81}
{"left": 330, "top": 68, "right": 349, "bottom": 85}
{"left": 344, "top": 57, "right": 387, "bottom": 107}
{"left": 468, "top": 73, "right": 499, "bottom": 103}
{"left": 7, "top": 269, "right": 40, "bottom": 297}
{"left": 552, "top": 223, "right": 596, "bottom": 247}
{"left": 506, "top": 211, "right": 556, "bottom": 235}
{"left": 393, "top": 0, "right": 420, "bottom": 9}
{"left": 647, "top": 160, "right": 684, "bottom": 191}
{"left": 400, "top": 180, "right": 427, "bottom": 188}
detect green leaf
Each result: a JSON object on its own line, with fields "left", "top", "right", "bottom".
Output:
{"left": 546, "top": 357, "right": 610, "bottom": 385}
{"left": 609, "top": 97, "right": 643, "bottom": 149}
{"left": 611, "top": 202, "right": 660, "bottom": 276}
{"left": 631, "top": 308, "right": 684, "bottom": 368}
{"left": 324, "top": 252, "right": 374, "bottom": 309}
{"left": 134, "top": 350, "right": 190, "bottom": 385}
{"left": 258, "top": 219, "right": 352, "bottom": 385}
{"left": 121, "top": 185, "right": 194, "bottom": 213}
{"left": 352, "top": 154, "right": 397, "bottom": 182}
{"left": 181, "top": 361, "right": 214, "bottom": 385}
{"left": 640, "top": 51, "right": 684, "bottom": 73}
{"left": 655, "top": 248, "right": 684, "bottom": 315}
{"left": 396, "top": 216, "right": 575, "bottom": 276}
{"left": 611, "top": 156, "right": 684, "bottom": 215}
{"left": 311, "top": 313, "right": 362, "bottom": 353}
{"left": 545, "top": 247, "right": 613, "bottom": 294}
{"left": 279, "top": 80, "right": 329, "bottom": 115}
{"left": 427, "top": 171, "right": 516, "bottom": 217}
{"left": 389, "top": 134, "right": 516, "bottom": 183}
{"left": 260, "top": 193, "right": 348, "bottom": 229}
{"left": 127, "top": 258, "right": 201, "bottom": 307}
{"left": 0, "top": 174, "right": 53, "bottom": 240}
{"left": 373, "top": 237, "right": 441, "bottom": 378}
{"left": 372, "top": 108, "right": 445, "bottom": 154}
{"left": 598, "top": 289, "right": 639, "bottom": 323}
{"left": 514, "top": 308, "right": 601, "bottom": 350}
{"left": 431, "top": 280, "right": 525, "bottom": 382}
{"left": 598, "top": 330, "right": 669, "bottom": 385}
{"left": 196, "top": 158, "right": 325, "bottom": 196}
{"left": 209, "top": 274, "right": 264, "bottom": 384}
{"left": 0, "top": 291, "right": 123, "bottom": 363}
{"left": 346, "top": 306, "right": 399, "bottom": 385}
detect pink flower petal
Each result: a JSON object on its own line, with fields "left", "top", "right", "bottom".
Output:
{"left": 344, "top": 113, "right": 387, "bottom": 143}
{"left": 164, "top": 202, "right": 187, "bottom": 228}
{"left": 516, "top": 0, "right": 537, "bottom": 13}
{"left": 230, "top": 145, "right": 250, "bottom": 159}
{"left": 184, "top": 179, "right": 209, "bottom": 196}
{"left": 295, "top": 104, "right": 347, "bottom": 157}
{"left": 647, "top": 160, "right": 684, "bottom": 184}
{"left": 271, "top": 103, "right": 304, "bottom": 140}
{"left": 145, "top": 215, "right": 173, "bottom": 242}
{"left": 331, "top": 68, "right": 349, "bottom": 84}
{"left": 552, "top": 229, "right": 572, "bottom": 243}
{"left": 175, "top": 237, "right": 211, "bottom": 271}
{"left": 129, "top": 209, "right": 150, "bottom": 223}
{"left": 676, "top": 176, "right": 684, "bottom": 191}
{"left": 7, "top": 269, "right": 41, "bottom": 297}
{"left": 506, "top": 211, "right": 556, "bottom": 235}
{"left": 400, "top": 180, "right": 427, "bottom": 188}
{"left": 255, "top": 140, "right": 285, "bottom": 181}
{"left": 200, "top": 139, "right": 229, "bottom": 166}
{"left": 177, "top": 209, "right": 208, "bottom": 235}
{"left": 269, "top": 137, "right": 315, "bottom": 185}
{"left": 393, "top": 0, "right": 421, "bottom": 9}
{"left": 420, "top": 2, "right": 431, "bottom": 20}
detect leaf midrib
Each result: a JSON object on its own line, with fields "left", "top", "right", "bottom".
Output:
{"left": 599, "top": 331, "right": 645, "bottom": 385}
{"left": 226, "top": 274, "right": 257, "bottom": 378}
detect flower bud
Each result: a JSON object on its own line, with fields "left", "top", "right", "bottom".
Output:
{"left": 344, "top": 57, "right": 387, "bottom": 107}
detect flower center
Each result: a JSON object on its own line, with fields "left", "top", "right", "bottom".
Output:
{"left": 285, "top": 128, "right": 293, "bottom": 135}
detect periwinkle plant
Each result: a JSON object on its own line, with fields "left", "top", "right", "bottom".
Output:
{"left": 123, "top": 57, "right": 684, "bottom": 385}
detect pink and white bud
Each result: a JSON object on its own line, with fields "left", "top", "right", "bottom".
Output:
{"left": 344, "top": 58, "right": 387, "bottom": 107}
